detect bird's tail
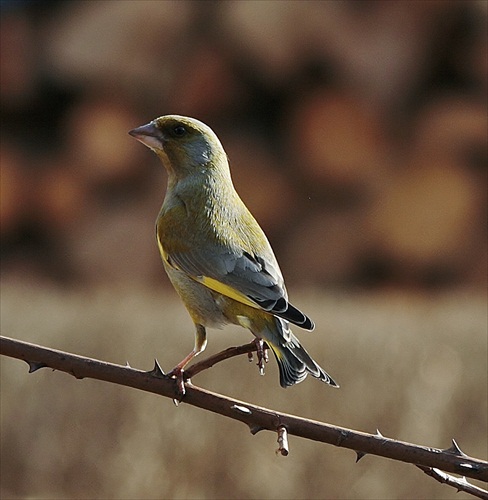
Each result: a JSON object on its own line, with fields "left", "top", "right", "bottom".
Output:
{"left": 260, "top": 318, "right": 339, "bottom": 388}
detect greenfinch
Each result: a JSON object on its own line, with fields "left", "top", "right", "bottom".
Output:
{"left": 129, "top": 115, "right": 338, "bottom": 389}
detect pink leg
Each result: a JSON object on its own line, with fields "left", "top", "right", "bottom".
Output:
{"left": 167, "top": 324, "right": 207, "bottom": 397}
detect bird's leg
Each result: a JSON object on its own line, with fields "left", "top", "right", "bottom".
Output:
{"left": 166, "top": 351, "right": 196, "bottom": 396}
{"left": 167, "top": 324, "right": 207, "bottom": 398}
{"left": 248, "top": 338, "right": 269, "bottom": 375}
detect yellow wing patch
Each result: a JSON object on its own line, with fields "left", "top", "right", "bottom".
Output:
{"left": 157, "top": 234, "right": 170, "bottom": 265}
{"left": 157, "top": 229, "right": 260, "bottom": 311}
{"left": 198, "top": 275, "right": 260, "bottom": 310}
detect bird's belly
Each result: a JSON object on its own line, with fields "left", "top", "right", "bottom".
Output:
{"left": 164, "top": 265, "right": 228, "bottom": 328}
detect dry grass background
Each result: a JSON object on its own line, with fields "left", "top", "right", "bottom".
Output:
{"left": 1, "top": 281, "right": 486, "bottom": 499}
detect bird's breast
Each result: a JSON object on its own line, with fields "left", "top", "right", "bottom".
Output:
{"left": 164, "top": 264, "right": 228, "bottom": 328}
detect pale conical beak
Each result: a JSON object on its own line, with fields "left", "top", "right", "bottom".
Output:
{"left": 129, "top": 122, "right": 164, "bottom": 150}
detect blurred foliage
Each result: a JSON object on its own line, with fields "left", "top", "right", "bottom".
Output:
{"left": 0, "top": 0, "right": 486, "bottom": 289}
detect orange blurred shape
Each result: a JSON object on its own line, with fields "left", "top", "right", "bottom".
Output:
{"left": 35, "top": 164, "right": 87, "bottom": 232}
{"left": 168, "top": 43, "right": 246, "bottom": 118}
{"left": 286, "top": 90, "right": 387, "bottom": 190}
{"left": 368, "top": 161, "right": 480, "bottom": 268}
{"left": 64, "top": 97, "right": 142, "bottom": 185}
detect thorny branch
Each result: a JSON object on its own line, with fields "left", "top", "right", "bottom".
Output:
{"left": 417, "top": 465, "right": 488, "bottom": 500}
{"left": 1, "top": 335, "right": 487, "bottom": 499}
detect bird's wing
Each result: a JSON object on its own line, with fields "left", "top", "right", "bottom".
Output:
{"left": 160, "top": 237, "right": 314, "bottom": 331}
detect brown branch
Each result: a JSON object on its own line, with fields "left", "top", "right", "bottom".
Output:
{"left": 1, "top": 335, "right": 487, "bottom": 492}
{"left": 417, "top": 466, "right": 488, "bottom": 500}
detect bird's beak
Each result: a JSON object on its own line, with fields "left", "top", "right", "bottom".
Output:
{"left": 129, "top": 122, "right": 164, "bottom": 150}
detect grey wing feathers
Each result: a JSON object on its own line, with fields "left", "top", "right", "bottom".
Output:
{"left": 251, "top": 295, "right": 314, "bottom": 330}
{"left": 168, "top": 247, "right": 315, "bottom": 331}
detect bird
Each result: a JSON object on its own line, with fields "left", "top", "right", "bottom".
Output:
{"left": 129, "top": 115, "right": 338, "bottom": 391}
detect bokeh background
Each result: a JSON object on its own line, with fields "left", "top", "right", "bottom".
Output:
{"left": 1, "top": 1, "right": 486, "bottom": 499}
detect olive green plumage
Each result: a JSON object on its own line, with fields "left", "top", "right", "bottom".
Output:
{"left": 129, "top": 115, "right": 338, "bottom": 388}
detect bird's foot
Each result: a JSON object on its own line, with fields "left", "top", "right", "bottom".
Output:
{"left": 248, "top": 338, "right": 269, "bottom": 375}
{"left": 166, "top": 366, "right": 187, "bottom": 404}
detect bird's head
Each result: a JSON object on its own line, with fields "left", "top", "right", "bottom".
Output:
{"left": 129, "top": 115, "right": 228, "bottom": 180}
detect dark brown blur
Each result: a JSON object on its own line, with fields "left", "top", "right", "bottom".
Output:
{"left": 1, "top": 0, "right": 486, "bottom": 289}
{"left": 1, "top": 1, "right": 486, "bottom": 499}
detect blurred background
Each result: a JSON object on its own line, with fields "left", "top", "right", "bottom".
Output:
{"left": 1, "top": 1, "right": 486, "bottom": 499}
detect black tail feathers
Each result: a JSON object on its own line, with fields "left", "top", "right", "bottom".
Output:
{"left": 265, "top": 320, "right": 339, "bottom": 388}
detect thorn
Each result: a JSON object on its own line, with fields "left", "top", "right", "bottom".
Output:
{"left": 26, "top": 360, "right": 47, "bottom": 373}
{"left": 455, "top": 478, "right": 469, "bottom": 493}
{"left": 147, "top": 359, "right": 165, "bottom": 378}
{"left": 125, "top": 361, "right": 131, "bottom": 368}
{"left": 355, "top": 451, "right": 367, "bottom": 462}
{"left": 249, "top": 424, "right": 265, "bottom": 435}
{"left": 444, "top": 438, "right": 467, "bottom": 457}
{"left": 375, "top": 429, "right": 384, "bottom": 438}
{"left": 276, "top": 425, "right": 289, "bottom": 456}
{"left": 173, "top": 398, "right": 179, "bottom": 407}
{"left": 71, "top": 371, "right": 84, "bottom": 380}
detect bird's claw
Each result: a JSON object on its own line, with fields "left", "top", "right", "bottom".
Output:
{"left": 250, "top": 339, "right": 269, "bottom": 376}
{"left": 166, "top": 367, "right": 186, "bottom": 403}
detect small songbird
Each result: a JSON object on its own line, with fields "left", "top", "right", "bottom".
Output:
{"left": 129, "top": 115, "right": 338, "bottom": 390}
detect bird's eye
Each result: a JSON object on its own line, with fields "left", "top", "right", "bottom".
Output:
{"left": 172, "top": 125, "right": 187, "bottom": 137}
